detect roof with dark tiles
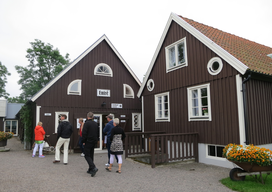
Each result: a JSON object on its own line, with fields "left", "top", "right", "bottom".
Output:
{"left": 179, "top": 16, "right": 272, "bottom": 75}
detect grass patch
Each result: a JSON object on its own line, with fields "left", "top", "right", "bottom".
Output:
{"left": 220, "top": 174, "right": 272, "bottom": 192}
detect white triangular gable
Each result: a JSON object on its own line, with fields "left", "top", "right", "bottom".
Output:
{"left": 137, "top": 13, "right": 248, "bottom": 98}
{"left": 31, "top": 34, "right": 141, "bottom": 102}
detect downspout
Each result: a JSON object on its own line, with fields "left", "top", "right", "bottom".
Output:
{"left": 242, "top": 73, "right": 251, "bottom": 145}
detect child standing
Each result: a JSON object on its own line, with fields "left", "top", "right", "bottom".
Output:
{"left": 32, "top": 122, "right": 46, "bottom": 158}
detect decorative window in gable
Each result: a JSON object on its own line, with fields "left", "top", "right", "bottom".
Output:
{"left": 155, "top": 92, "right": 170, "bottom": 122}
{"left": 94, "top": 63, "right": 113, "bottom": 77}
{"left": 67, "top": 79, "right": 82, "bottom": 95}
{"left": 123, "top": 84, "right": 134, "bottom": 98}
{"left": 165, "top": 37, "right": 188, "bottom": 72}
{"left": 187, "top": 83, "right": 211, "bottom": 121}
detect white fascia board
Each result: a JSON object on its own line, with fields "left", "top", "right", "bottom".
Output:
{"left": 137, "top": 14, "right": 173, "bottom": 98}
{"left": 31, "top": 35, "right": 141, "bottom": 102}
{"left": 137, "top": 12, "right": 249, "bottom": 98}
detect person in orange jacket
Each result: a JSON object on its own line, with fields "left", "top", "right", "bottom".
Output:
{"left": 32, "top": 122, "right": 46, "bottom": 158}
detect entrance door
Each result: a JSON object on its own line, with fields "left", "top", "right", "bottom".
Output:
{"left": 93, "top": 114, "right": 102, "bottom": 150}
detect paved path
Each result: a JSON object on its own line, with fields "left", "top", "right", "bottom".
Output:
{"left": 0, "top": 138, "right": 234, "bottom": 192}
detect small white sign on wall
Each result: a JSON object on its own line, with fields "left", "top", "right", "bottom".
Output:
{"left": 120, "top": 115, "right": 126, "bottom": 118}
{"left": 121, "top": 120, "right": 126, "bottom": 123}
{"left": 44, "top": 113, "right": 51, "bottom": 116}
{"left": 111, "top": 103, "right": 123, "bottom": 108}
{"left": 97, "top": 89, "right": 110, "bottom": 97}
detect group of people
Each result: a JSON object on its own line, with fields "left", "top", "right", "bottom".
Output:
{"left": 32, "top": 112, "right": 126, "bottom": 177}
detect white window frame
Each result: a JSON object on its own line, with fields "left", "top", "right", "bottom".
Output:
{"left": 132, "top": 113, "right": 141, "bottom": 131}
{"left": 94, "top": 63, "right": 113, "bottom": 77}
{"left": 165, "top": 37, "right": 188, "bottom": 73}
{"left": 207, "top": 144, "right": 225, "bottom": 159}
{"left": 155, "top": 92, "right": 170, "bottom": 122}
{"left": 4, "top": 120, "right": 18, "bottom": 136}
{"left": 123, "top": 84, "right": 134, "bottom": 98}
{"left": 55, "top": 112, "right": 69, "bottom": 133}
{"left": 187, "top": 83, "right": 211, "bottom": 121}
{"left": 67, "top": 79, "right": 82, "bottom": 95}
{"left": 207, "top": 57, "right": 223, "bottom": 75}
{"left": 147, "top": 79, "right": 155, "bottom": 92}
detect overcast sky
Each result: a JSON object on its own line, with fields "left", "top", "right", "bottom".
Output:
{"left": 1, "top": 0, "right": 272, "bottom": 98}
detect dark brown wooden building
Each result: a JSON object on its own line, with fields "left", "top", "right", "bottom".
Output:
{"left": 28, "top": 35, "right": 142, "bottom": 152}
{"left": 137, "top": 13, "right": 272, "bottom": 168}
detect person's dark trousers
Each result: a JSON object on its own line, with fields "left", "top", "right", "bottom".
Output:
{"left": 106, "top": 139, "right": 118, "bottom": 164}
{"left": 79, "top": 136, "right": 84, "bottom": 153}
{"left": 84, "top": 141, "right": 96, "bottom": 170}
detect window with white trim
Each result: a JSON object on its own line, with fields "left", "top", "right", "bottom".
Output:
{"left": 4, "top": 120, "right": 18, "bottom": 136}
{"left": 187, "top": 83, "right": 211, "bottom": 121}
{"left": 165, "top": 37, "right": 188, "bottom": 72}
{"left": 132, "top": 113, "right": 141, "bottom": 131}
{"left": 208, "top": 145, "right": 224, "bottom": 158}
{"left": 155, "top": 92, "right": 170, "bottom": 122}
{"left": 55, "top": 112, "right": 69, "bottom": 133}
{"left": 207, "top": 57, "right": 223, "bottom": 75}
{"left": 147, "top": 79, "right": 155, "bottom": 91}
{"left": 94, "top": 63, "right": 113, "bottom": 77}
{"left": 123, "top": 84, "right": 134, "bottom": 98}
{"left": 67, "top": 79, "right": 82, "bottom": 95}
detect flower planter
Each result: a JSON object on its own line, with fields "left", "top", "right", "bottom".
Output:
{"left": 0, "top": 140, "right": 7, "bottom": 147}
{"left": 232, "top": 161, "right": 272, "bottom": 172}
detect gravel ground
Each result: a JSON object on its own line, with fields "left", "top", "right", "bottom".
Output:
{"left": 0, "top": 138, "right": 234, "bottom": 192}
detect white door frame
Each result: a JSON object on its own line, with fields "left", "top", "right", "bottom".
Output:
{"left": 94, "top": 114, "right": 102, "bottom": 151}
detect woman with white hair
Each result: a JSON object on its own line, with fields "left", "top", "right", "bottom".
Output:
{"left": 105, "top": 118, "right": 126, "bottom": 173}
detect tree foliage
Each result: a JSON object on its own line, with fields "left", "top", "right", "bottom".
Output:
{"left": 0, "top": 61, "right": 11, "bottom": 99}
{"left": 15, "top": 39, "right": 70, "bottom": 100}
{"left": 7, "top": 96, "right": 26, "bottom": 103}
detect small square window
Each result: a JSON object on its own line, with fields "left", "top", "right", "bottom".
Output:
{"left": 208, "top": 145, "right": 224, "bottom": 158}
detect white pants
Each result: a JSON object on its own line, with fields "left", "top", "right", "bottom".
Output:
{"left": 55, "top": 137, "right": 70, "bottom": 163}
{"left": 110, "top": 154, "right": 122, "bottom": 164}
{"left": 33, "top": 142, "right": 44, "bottom": 156}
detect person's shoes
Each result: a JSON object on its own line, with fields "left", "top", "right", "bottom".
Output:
{"left": 39, "top": 155, "right": 45, "bottom": 158}
{"left": 53, "top": 160, "right": 60, "bottom": 163}
{"left": 81, "top": 153, "right": 85, "bottom": 157}
{"left": 32, "top": 155, "right": 35, "bottom": 158}
{"left": 116, "top": 170, "right": 121, "bottom": 174}
{"left": 91, "top": 168, "right": 98, "bottom": 177}
{"left": 105, "top": 167, "right": 111, "bottom": 172}
{"left": 105, "top": 163, "right": 109, "bottom": 167}
{"left": 64, "top": 163, "right": 68, "bottom": 165}
{"left": 87, "top": 168, "right": 98, "bottom": 177}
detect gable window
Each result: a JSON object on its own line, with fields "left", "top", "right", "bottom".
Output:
{"left": 187, "top": 83, "right": 211, "bottom": 121}
{"left": 155, "top": 92, "right": 170, "bottom": 122}
{"left": 165, "top": 37, "right": 188, "bottom": 72}
{"left": 4, "top": 120, "right": 18, "bottom": 136}
{"left": 207, "top": 57, "right": 223, "bottom": 75}
{"left": 94, "top": 63, "right": 113, "bottom": 77}
{"left": 147, "top": 79, "right": 155, "bottom": 91}
{"left": 67, "top": 79, "right": 82, "bottom": 95}
{"left": 208, "top": 145, "right": 224, "bottom": 158}
{"left": 123, "top": 84, "right": 134, "bottom": 98}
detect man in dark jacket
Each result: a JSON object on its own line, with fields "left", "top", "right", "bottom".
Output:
{"left": 82, "top": 112, "right": 99, "bottom": 177}
{"left": 53, "top": 114, "right": 73, "bottom": 165}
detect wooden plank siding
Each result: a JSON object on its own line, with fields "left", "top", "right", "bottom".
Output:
{"left": 246, "top": 79, "right": 272, "bottom": 145}
{"left": 142, "top": 21, "right": 241, "bottom": 145}
{"left": 34, "top": 39, "right": 141, "bottom": 149}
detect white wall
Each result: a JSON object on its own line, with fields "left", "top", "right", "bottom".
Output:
{"left": 0, "top": 99, "right": 7, "bottom": 117}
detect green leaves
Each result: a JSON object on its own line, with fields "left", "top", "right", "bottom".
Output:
{"left": 0, "top": 61, "right": 11, "bottom": 99}
{"left": 16, "top": 39, "right": 70, "bottom": 100}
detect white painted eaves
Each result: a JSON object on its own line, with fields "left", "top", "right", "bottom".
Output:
{"left": 137, "top": 12, "right": 248, "bottom": 98}
{"left": 31, "top": 34, "right": 141, "bottom": 102}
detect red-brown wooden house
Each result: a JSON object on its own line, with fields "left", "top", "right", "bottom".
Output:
{"left": 137, "top": 13, "right": 272, "bottom": 168}
{"left": 27, "top": 35, "right": 142, "bottom": 152}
